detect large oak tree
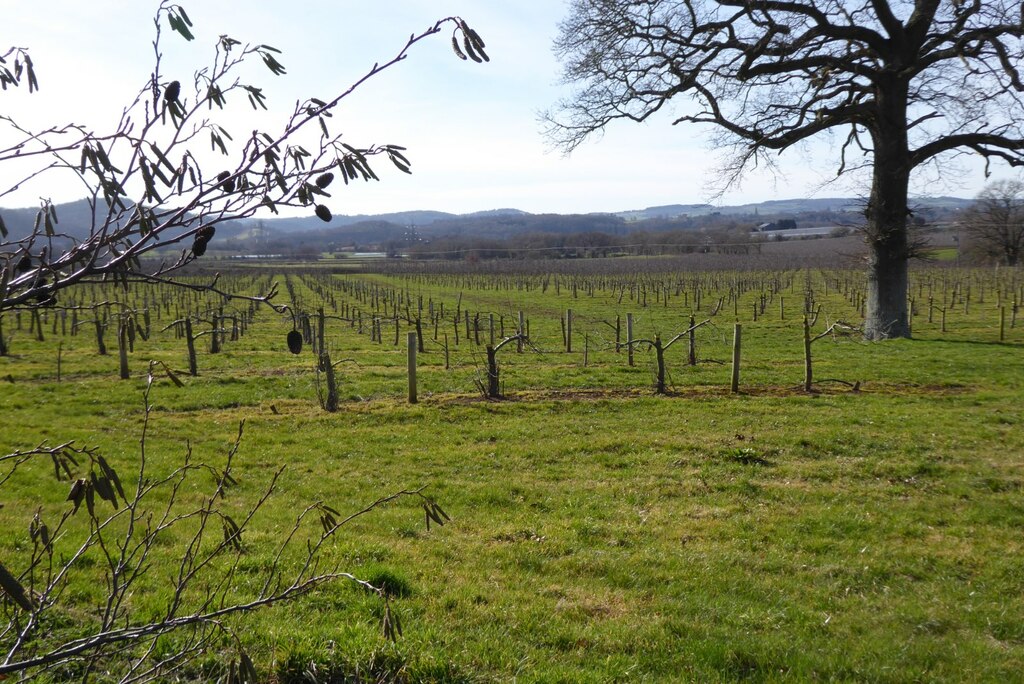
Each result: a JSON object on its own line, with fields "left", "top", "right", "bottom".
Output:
{"left": 544, "top": 0, "right": 1024, "bottom": 338}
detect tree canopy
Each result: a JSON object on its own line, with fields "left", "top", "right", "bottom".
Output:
{"left": 963, "top": 179, "right": 1024, "bottom": 265}
{"left": 546, "top": 0, "right": 1024, "bottom": 338}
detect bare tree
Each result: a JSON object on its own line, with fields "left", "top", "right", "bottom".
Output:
{"left": 544, "top": 0, "right": 1024, "bottom": 338}
{"left": 962, "top": 179, "right": 1024, "bottom": 265}
{"left": 0, "top": 4, "right": 481, "bottom": 679}
{"left": 0, "top": 363, "right": 449, "bottom": 681}
{"left": 1, "top": 2, "right": 487, "bottom": 312}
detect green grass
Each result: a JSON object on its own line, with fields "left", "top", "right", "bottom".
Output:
{"left": 0, "top": 265, "right": 1022, "bottom": 682}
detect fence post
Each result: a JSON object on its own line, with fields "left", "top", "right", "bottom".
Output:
{"left": 407, "top": 331, "right": 418, "bottom": 404}
{"left": 731, "top": 322, "right": 742, "bottom": 394}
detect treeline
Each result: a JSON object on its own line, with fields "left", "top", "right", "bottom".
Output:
{"left": 396, "top": 226, "right": 760, "bottom": 261}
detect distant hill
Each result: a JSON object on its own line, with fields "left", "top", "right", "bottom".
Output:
{"left": 2, "top": 196, "right": 972, "bottom": 253}
{"left": 614, "top": 196, "right": 972, "bottom": 221}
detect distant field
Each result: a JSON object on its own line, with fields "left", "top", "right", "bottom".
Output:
{"left": 1, "top": 263, "right": 1022, "bottom": 682}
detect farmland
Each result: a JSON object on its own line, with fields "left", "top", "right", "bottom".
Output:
{"left": 1, "top": 259, "right": 1022, "bottom": 682}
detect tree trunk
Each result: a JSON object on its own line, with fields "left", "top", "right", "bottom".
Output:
{"left": 486, "top": 345, "right": 500, "bottom": 398}
{"left": 864, "top": 103, "right": 912, "bottom": 340}
{"left": 865, "top": 246, "right": 910, "bottom": 339}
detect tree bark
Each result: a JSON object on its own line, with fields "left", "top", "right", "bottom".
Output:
{"left": 486, "top": 345, "right": 500, "bottom": 399}
{"left": 864, "top": 82, "right": 912, "bottom": 340}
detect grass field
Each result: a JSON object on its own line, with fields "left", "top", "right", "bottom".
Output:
{"left": 1, "top": 263, "right": 1022, "bottom": 682}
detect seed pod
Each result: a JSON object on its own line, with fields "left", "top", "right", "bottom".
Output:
{"left": 217, "top": 171, "right": 235, "bottom": 193}
{"left": 16, "top": 255, "right": 32, "bottom": 273}
{"left": 67, "top": 478, "right": 87, "bottom": 514}
{"left": 451, "top": 36, "right": 467, "bottom": 60}
{"left": 192, "top": 228, "right": 214, "bottom": 257}
{"left": 315, "top": 172, "right": 334, "bottom": 189}
{"left": 164, "top": 80, "right": 181, "bottom": 103}
{"left": 314, "top": 204, "right": 332, "bottom": 222}
{"left": 287, "top": 330, "right": 303, "bottom": 354}
{"left": 34, "top": 291, "right": 56, "bottom": 307}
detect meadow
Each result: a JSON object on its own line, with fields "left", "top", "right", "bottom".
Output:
{"left": 1, "top": 259, "right": 1022, "bottom": 682}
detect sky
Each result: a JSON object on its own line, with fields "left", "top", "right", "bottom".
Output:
{"left": 1, "top": 0, "right": 1012, "bottom": 217}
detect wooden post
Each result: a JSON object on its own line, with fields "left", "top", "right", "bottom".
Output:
{"left": 803, "top": 315, "right": 812, "bottom": 392}
{"left": 118, "top": 319, "right": 130, "bottom": 380}
{"left": 688, "top": 314, "right": 697, "bottom": 366}
{"left": 407, "top": 332, "right": 418, "bottom": 404}
{"left": 654, "top": 335, "right": 666, "bottom": 394}
{"left": 317, "top": 307, "right": 326, "bottom": 355}
{"left": 626, "top": 313, "right": 635, "bottom": 367}
{"left": 730, "top": 323, "right": 742, "bottom": 394}
{"left": 517, "top": 311, "right": 525, "bottom": 353}
{"left": 566, "top": 308, "right": 573, "bottom": 353}
{"left": 185, "top": 318, "right": 197, "bottom": 376}
{"left": 1000, "top": 306, "right": 1006, "bottom": 342}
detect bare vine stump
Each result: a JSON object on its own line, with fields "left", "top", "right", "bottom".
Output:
{"left": 95, "top": 319, "right": 107, "bottom": 356}
{"left": 322, "top": 349, "right": 339, "bottom": 412}
{"left": 486, "top": 345, "right": 500, "bottom": 398}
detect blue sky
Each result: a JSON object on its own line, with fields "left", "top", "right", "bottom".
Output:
{"left": 1, "top": 0, "right": 1005, "bottom": 216}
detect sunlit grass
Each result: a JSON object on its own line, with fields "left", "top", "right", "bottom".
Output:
{"left": 0, "top": 264, "right": 1022, "bottom": 681}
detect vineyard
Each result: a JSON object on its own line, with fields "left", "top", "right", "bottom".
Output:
{"left": 1, "top": 260, "right": 1023, "bottom": 681}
